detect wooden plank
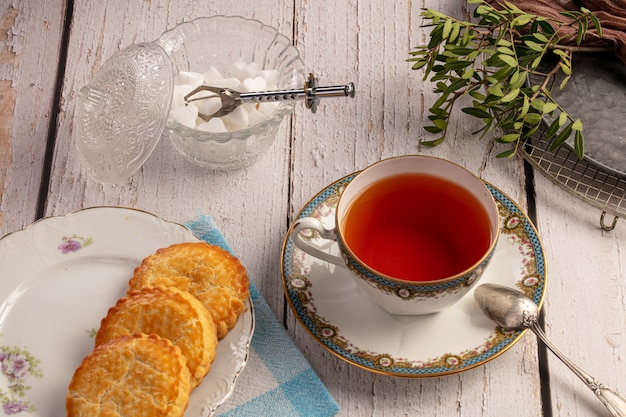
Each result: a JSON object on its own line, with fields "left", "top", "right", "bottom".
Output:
{"left": 288, "top": 0, "right": 542, "bottom": 415}
{"left": 46, "top": 0, "right": 545, "bottom": 415}
{"left": 533, "top": 172, "right": 626, "bottom": 417}
{"left": 46, "top": 0, "right": 297, "bottom": 313}
{"left": 0, "top": 1, "right": 66, "bottom": 235}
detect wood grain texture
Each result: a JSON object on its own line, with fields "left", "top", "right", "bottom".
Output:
{"left": 288, "top": 1, "right": 541, "bottom": 416}
{"left": 533, "top": 172, "right": 626, "bottom": 417}
{"left": 7, "top": 0, "right": 626, "bottom": 415}
{"left": 0, "top": 1, "right": 65, "bottom": 235}
{"left": 46, "top": 0, "right": 296, "bottom": 312}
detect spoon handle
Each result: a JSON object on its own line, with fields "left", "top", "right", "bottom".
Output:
{"left": 530, "top": 322, "right": 626, "bottom": 417}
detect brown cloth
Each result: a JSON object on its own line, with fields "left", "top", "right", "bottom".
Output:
{"left": 485, "top": 0, "right": 626, "bottom": 63}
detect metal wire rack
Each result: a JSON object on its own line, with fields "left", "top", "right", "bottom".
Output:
{"left": 521, "top": 125, "right": 625, "bottom": 231}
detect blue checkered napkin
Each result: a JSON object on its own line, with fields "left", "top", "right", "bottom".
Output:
{"left": 185, "top": 214, "right": 339, "bottom": 417}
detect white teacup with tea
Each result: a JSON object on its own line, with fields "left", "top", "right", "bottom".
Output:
{"left": 290, "top": 155, "right": 500, "bottom": 315}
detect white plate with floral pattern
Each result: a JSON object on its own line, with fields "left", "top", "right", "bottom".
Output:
{"left": 0, "top": 207, "right": 253, "bottom": 416}
{"left": 281, "top": 174, "right": 546, "bottom": 377}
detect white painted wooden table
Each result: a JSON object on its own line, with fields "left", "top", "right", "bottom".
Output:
{"left": 2, "top": 1, "right": 625, "bottom": 415}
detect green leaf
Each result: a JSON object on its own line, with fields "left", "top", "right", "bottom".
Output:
{"left": 500, "top": 133, "right": 520, "bottom": 143}
{"left": 530, "top": 99, "right": 545, "bottom": 111}
{"left": 560, "top": 11, "right": 581, "bottom": 19}
{"left": 424, "top": 125, "right": 443, "bottom": 134}
{"left": 531, "top": 55, "right": 543, "bottom": 69}
{"left": 559, "top": 62, "right": 572, "bottom": 75}
{"left": 427, "top": 25, "right": 444, "bottom": 49}
{"left": 497, "top": 39, "right": 513, "bottom": 47}
{"left": 509, "top": 70, "right": 527, "bottom": 89}
{"left": 444, "top": 60, "right": 473, "bottom": 70}
{"left": 412, "top": 60, "right": 428, "bottom": 70}
{"left": 550, "top": 123, "right": 573, "bottom": 151}
{"left": 442, "top": 19, "right": 453, "bottom": 40}
{"left": 522, "top": 124, "right": 541, "bottom": 139}
{"left": 499, "top": 54, "right": 518, "bottom": 67}
{"left": 543, "top": 102, "right": 558, "bottom": 114}
{"left": 538, "top": 20, "right": 555, "bottom": 34}
{"left": 422, "top": 136, "right": 446, "bottom": 146}
{"left": 588, "top": 12, "right": 602, "bottom": 37}
{"left": 574, "top": 130, "right": 585, "bottom": 158}
{"left": 524, "top": 40, "right": 544, "bottom": 52}
{"left": 496, "top": 149, "right": 517, "bottom": 158}
{"left": 469, "top": 90, "right": 486, "bottom": 101}
{"left": 431, "top": 94, "right": 448, "bottom": 110}
{"left": 501, "top": 88, "right": 520, "bottom": 103}
{"left": 432, "top": 119, "right": 447, "bottom": 130}
{"left": 488, "top": 83, "right": 504, "bottom": 97}
{"left": 519, "top": 95, "right": 530, "bottom": 118}
{"left": 576, "top": 17, "right": 589, "bottom": 45}
{"left": 462, "top": 107, "right": 492, "bottom": 118}
{"left": 449, "top": 22, "right": 461, "bottom": 43}
{"left": 461, "top": 68, "right": 475, "bottom": 79}
{"left": 450, "top": 47, "right": 474, "bottom": 56}
{"left": 545, "top": 117, "right": 561, "bottom": 138}
{"left": 497, "top": 46, "right": 515, "bottom": 55}
{"left": 491, "top": 66, "right": 515, "bottom": 81}
{"left": 512, "top": 14, "right": 532, "bottom": 27}
{"left": 410, "top": 2, "right": 593, "bottom": 156}
{"left": 443, "top": 78, "right": 469, "bottom": 95}
{"left": 525, "top": 113, "right": 543, "bottom": 125}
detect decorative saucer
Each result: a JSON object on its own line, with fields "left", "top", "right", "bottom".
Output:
{"left": 0, "top": 207, "right": 253, "bottom": 416}
{"left": 281, "top": 174, "right": 546, "bottom": 377}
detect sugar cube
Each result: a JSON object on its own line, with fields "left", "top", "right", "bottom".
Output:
{"left": 221, "top": 106, "right": 249, "bottom": 131}
{"left": 237, "top": 76, "right": 267, "bottom": 93}
{"left": 202, "top": 66, "right": 223, "bottom": 84}
{"left": 170, "top": 105, "right": 199, "bottom": 129}
{"left": 197, "top": 117, "right": 228, "bottom": 133}
{"left": 209, "top": 77, "right": 241, "bottom": 89}
{"left": 175, "top": 71, "right": 204, "bottom": 89}
{"left": 172, "top": 84, "right": 193, "bottom": 109}
{"left": 171, "top": 59, "right": 280, "bottom": 132}
{"left": 259, "top": 69, "right": 280, "bottom": 89}
{"left": 193, "top": 92, "right": 222, "bottom": 119}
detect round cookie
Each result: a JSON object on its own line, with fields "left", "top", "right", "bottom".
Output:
{"left": 95, "top": 286, "right": 218, "bottom": 387}
{"left": 66, "top": 333, "right": 191, "bottom": 417}
{"left": 129, "top": 242, "right": 249, "bottom": 339}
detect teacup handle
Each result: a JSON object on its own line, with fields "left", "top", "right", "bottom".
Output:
{"left": 290, "top": 217, "right": 345, "bottom": 267}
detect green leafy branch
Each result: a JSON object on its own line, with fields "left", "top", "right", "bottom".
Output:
{"left": 408, "top": 0, "right": 602, "bottom": 158}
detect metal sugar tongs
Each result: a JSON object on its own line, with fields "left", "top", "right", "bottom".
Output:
{"left": 184, "top": 73, "right": 355, "bottom": 121}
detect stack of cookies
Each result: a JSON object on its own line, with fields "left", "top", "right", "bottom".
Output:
{"left": 66, "top": 242, "right": 250, "bottom": 417}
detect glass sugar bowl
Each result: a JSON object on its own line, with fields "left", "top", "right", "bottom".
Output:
{"left": 75, "top": 15, "right": 306, "bottom": 184}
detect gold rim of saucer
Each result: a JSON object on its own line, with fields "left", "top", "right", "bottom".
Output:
{"left": 281, "top": 172, "right": 547, "bottom": 377}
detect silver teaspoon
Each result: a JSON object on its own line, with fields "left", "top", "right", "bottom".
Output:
{"left": 474, "top": 283, "right": 626, "bottom": 417}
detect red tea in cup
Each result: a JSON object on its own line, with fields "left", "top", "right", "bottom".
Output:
{"left": 290, "top": 155, "right": 499, "bottom": 315}
{"left": 342, "top": 173, "right": 492, "bottom": 282}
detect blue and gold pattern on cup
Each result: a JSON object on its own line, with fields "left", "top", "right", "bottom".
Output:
{"left": 290, "top": 155, "right": 500, "bottom": 315}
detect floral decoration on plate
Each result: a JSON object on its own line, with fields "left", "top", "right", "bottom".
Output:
{"left": 0, "top": 207, "right": 253, "bottom": 416}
